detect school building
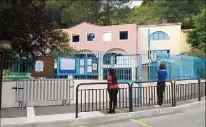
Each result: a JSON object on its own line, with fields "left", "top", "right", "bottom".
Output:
{"left": 62, "top": 22, "right": 183, "bottom": 55}
{"left": 61, "top": 22, "right": 197, "bottom": 81}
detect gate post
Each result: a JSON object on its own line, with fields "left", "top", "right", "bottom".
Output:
{"left": 129, "top": 83, "right": 133, "bottom": 112}
{"left": 172, "top": 80, "right": 176, "bottom": 107}
{"left": 0, "top": 52, "right": 3, "bottom": 110}
{"left": 198, "top": 78, "right": 201, "bottom": 101}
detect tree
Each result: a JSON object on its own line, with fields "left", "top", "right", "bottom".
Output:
{"left": 187, "top": 7, "right": 206, "bottom": 53}
{"left": 139, "top": 0, "right": 205, "bottom": 28}
{"left": 45, "top": 0, "right": 132, "bottom": 26}
{"left": 110, "top": 6, "right": 131, "bottom": 25}
{"left": 181, "top": 48, "right": 205, "bottom": 58}
{"left": 68, "top": 1, "right": 102, "bottom": 25}
{"left": 0, "top": 0, "right": 74, "bottom": 57}
{"left": 141, "top": 0, "right": 155, "bottom": 6}
{"left": 101, "top": 0, "right": 131, "bottom": 25}
{"left": 45, "top": 0, "right": 73, "bottom": 28}
{"left": 45, "top": 0, "right": 62, "bottom": 28}
{"left": 129, "top": 5, "right": 168, "bottom": 25}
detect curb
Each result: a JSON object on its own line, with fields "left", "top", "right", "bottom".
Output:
{"left": 2, "top": 100, "right": 205, "bottom": 127}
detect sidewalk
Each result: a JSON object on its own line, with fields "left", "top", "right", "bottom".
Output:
{"left": 1, "top": 97, "right": 205, "bottom": 127}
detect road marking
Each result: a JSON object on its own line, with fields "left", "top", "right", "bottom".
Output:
{"left": 27, "top": 106, "right": 36, "bottom": 122}
{"left": 76, "top": 125, "right": 86, "bottom": 127}
{"left": 130, "top": 119, "right": 152, "bottom": 127}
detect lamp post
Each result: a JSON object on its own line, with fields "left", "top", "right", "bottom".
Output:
{"left": 0, "top": 40, "right": 12, "bottom": 110}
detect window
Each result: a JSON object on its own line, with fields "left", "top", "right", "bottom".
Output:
{"left": 72, "top": 34, "right": 79, "bottom": 42}
{"left": 102, "top": 32, "right": 111, "bottom": 41}
{"left": 87, "top": 33, "right": 95, "bottom": 42}
{"left": 119, "top": 31, "right": 128, "bottom": 40}
{"left": 150, "top": 31, "right": 169, "bottom": 40}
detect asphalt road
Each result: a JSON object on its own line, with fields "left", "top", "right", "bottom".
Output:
{"left": 80, "top": 105, "right": 205, "bottom": 127}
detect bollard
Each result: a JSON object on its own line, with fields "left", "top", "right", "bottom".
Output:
{"left": 198, "top": 79, "right": 201, "bottom": 101}
{"left": 129, "top": 84, "right": 133, "bottom": 112}
{"left": 172, "top": 81, "right": 176, "bottom": 107}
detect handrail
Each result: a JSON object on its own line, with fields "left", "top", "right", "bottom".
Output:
{"left": 76, "top": 82, "right": 130, "bottom": 118}
{"left": 75, "top": 78, "right": 204, "bottom": 118}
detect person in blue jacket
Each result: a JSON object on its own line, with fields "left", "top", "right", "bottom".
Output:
{"left": 156, "top": 63, "right": 168, "bottom": 107}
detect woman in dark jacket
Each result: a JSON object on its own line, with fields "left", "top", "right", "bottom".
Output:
{"left": 107, "top": 68, "right": 118, "bottom": 113}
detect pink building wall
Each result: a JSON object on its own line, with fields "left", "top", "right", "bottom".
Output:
{"left": 62, "top": 22, "right": 138, "bottom": 54}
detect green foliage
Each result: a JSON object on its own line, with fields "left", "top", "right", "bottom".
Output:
{"left": 181, "top": 48, "right": 205, "bottom": 58}
{"left": 40, "top": 0, "right": 206, "bottom": 28}
{"left": 187, "top": 7, "right": 206, "bottom": 53}
{"left": 110, "top": 6, "right": 131, "bottom": 25}
{"left": 129, "top": 5, "right": 168, "bottom": 25}
{"left": 0, "top": 0, "right": 74, "bottom": 57}
{"left": 138, "top": 0, "right": 205, "bottom": 28}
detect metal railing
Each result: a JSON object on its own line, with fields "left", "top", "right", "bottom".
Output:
{"left": 130, "top": 80, "right": 173, "bottom": 111}
{"left": 14, "top": 79, "right": 74, "bottom": 108}
{"left": 75, "top": 79, "right": 205, "bottom": 118}
{"left": 75, "top": 82, "right": 131, "bottom": 118}
{"left": 172, "top": 79, "right": 205, "bottom": 106}
{"left": 2, "top": 50, "right": 205, "bottom": 81}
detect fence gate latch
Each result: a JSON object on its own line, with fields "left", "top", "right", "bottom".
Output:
{"left": 12, "top": 87, "right": 24, "bottom": 90}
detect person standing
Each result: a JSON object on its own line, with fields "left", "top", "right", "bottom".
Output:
{"left": 156, "top": 63, "right": 167, "bottom": 107}
{"left": 107, "top": 68, "right": 118, "bottom": 113}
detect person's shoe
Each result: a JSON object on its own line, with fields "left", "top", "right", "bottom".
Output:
{"left": 155, "top": 105, "right": 161, "bottom": 108}
{"left": 107, "top": 110, "right": 113, "bottom": 113}
{"left": 112, "top": 109, "right": 116, "bottom": 113}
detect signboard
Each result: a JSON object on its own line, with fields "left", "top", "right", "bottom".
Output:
{"left": 78, "top": 58, "right": 98, "bottom": 75}
{"left": 31, "top": 56, "right": 54, "bottom": 77}
{"left": 57, "top": 57, "right": 98, "bottom": 76}
{"left": 79, "top": 59, "right": 85, "bottom": 74}
{"left": 57, "top": 57, "right": 76, "bottom": 75}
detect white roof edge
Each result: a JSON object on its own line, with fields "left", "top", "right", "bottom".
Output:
{"left": 137, "top": 23, "right": 182, "bottom": 28}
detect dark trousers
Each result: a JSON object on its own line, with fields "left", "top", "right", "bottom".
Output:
{"left": 108, "top": 88, "right": 118, "bottom": 110}
{"left": 157, "top": 82, "right": 166, "bottom": 106}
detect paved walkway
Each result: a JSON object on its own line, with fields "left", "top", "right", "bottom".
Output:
{"left": 1, "top": 97, "right": 203, "bottom": 118}
{"left": 86, "top": 105, "right": 205, "bottom": 127}
{"left": 1, "top": 97, "right": 204, "bottom": 126}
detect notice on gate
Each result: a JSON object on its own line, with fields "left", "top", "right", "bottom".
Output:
{"left": 32, "top": 56, "right": 54, "bottom": 77}
{"left": 57, "top": 57, "right": 77, "bottom": 75}
{"left": 87, "top": 59, "right": 98, "bottom": 74}
{"left": 60, "top": 58, "right": 75, "bottom": 70}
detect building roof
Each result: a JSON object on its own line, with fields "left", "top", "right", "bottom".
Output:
{"left": 66, "top": 22, "right": 137, "bottom": 30}
{"left": 66, "top": 22, "right": 182, "bottom": 30}
{"left": 137, "top": 22, "right": 182, "bottom": 28}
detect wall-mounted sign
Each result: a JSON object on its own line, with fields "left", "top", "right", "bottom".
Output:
{"left": 79, "top": 59, "right": 85, "bottom": 74}
{"left": 77, "top": 58, "right": 98, "bottom": 75}
{"left": 35, "top": 60, "right": 44, "bottom": 72}
{"left": 57, "top": 57, "right": 77, "bottom": 75}
{"left": 57, "top": 57, "right": 98, "bottom": 76}
{"left": 31, "top": 56, "right": 54, "bottom": 77}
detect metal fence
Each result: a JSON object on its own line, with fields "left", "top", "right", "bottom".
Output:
{"left": 75, "top": 82, "right": 130, "bottom": 118}
{"left": 14, "top": 79, "right": 74, "bottom": 108}
{"left": 1, "top": 50, "right": 206, "bottom": 81}
{"left": 75, "top": 79, "right": 205, "bottom": 118}
{"left": 140, "top": 53, "right": 206, "bottom": 81}
{"left": 131, "top": 81, "right": 173, "bottom": 107}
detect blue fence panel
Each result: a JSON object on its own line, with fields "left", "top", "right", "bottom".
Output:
{"left": 146, "top": 53, "right": 205, "bottom": 81}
